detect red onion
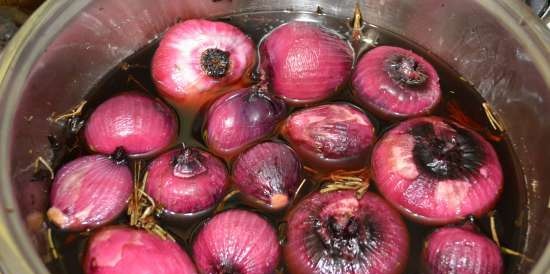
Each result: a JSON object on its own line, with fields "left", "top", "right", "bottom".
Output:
{"left": 152, "top": 19, "right": 256, "bottom": 110}
{"left": 285, "top": 191, "right": 409, "bottom": 274}
{"left": 423, "top": 225, "right": 503, "bottom": 274}
{"left": 352, "top": 46, "right": 441, "bottom": 119}
{"left": 371, "top": 116, "right": 503, "bottom": 225}
{"left": 84, "top": 92, "right": 178, "bottom": 157}
{"left": 232, "top": 142, "right": 301, "bottom": 210}
{"left": 193, "top": 209, "right": 280, "bottom": 274}
{"left": 281, "top": 103, "right": 376, "bottom": 171}
{"left": 145, "top": 146, "right": 229, "bottom": 217}
{"left": 47, "top": 149, "right": 132, "bottom": 231}
{"left": 84, "top": 226, "right": 197, "bottom": 274}
{"left": 203, "top": 88, "right": 287, "bottom": 158}
{"left": 260, "top": 21, "right": 353, "bottom": 105}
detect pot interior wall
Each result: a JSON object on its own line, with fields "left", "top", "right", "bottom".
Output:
{"left": 3, "top": 0, "right": 549, "bottom": 273}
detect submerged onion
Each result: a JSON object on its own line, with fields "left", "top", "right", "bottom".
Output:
{"left": 352, "top": 46, "right": 441, "bottom": 119}
{"left": 47, "top": 148, "right": 132, "bottom": 231}
{"left": 145, "top": 146, "right": 229, "bottom": 217}
{"left": 84, "top": 226, "right": 197, "bottom": 274}
{"left": 371, "top": 116, "right": 503, "bottom": 225}
{"left": 232, "top": 142, "right": 301, "bottom": 210}
{"left": 152, "top": 19, "right": 256, "bottom": 109}
{"left": 285, "top": 191, "right": 409, "bottom": 274}
{"left": 423, "top": 225, "right": 503, "bottom": 274}
{"left": 203, "top": 88, "right": 287, "bottom": 158}
{"left": 281, "top": 103, "right": 376, "bottom": 171}
{"left": 84, "top": 92, "right": 178, "bottom": 157}
{"left": 260, "top": 21, "right": 353, "bottom": 105}
{"left": 193, "top": 209, "right": 280, "bottom": 274}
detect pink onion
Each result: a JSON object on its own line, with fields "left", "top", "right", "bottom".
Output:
{"left": 145, "top": 146, "right": 229, "bottom": 217}
{"left": 203, "top": 88, "right": 287, "bottom": 158}
{"left": 352, "top": 46, "right": 441, "bottom": 119}
{"left": 281, "top": 103, "right": 376, "bottom": 171}
{"left": 193, "top": 209, "right": 280, "bottom": 274}
{"left": 47, "top": 149, "right": 132, "bottom": 231}
{"left": 84, "top": 226, "right": 197, "bottom": 274}
{"left": 423, "top": 225, "right": 503, "bottom": 274}
{"left": 285, "top": 191, "right": 409, "bottom": 274}
{"left": 84, "top": 92, "right": 178, "bottom": 157}
{"left": 371, "top": 116, "right": 503, "bottom": 225}
{"left": 152, "top": 19, "right": 256, "bottom": 110}
{"left": 260, "top": 21, "right": 353, "bottom": 105}
{"left": 232, "top": 142, "right": 301, "bottom": 210}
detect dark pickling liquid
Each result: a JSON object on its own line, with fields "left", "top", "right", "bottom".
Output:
{"left": 46, "top": 11, "right": 527, "bottom": 274}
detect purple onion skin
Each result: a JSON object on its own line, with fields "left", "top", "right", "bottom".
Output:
{"left": 193, "top": 209, "right": 281, "bottom": 274}
{"left": 423, "top": 226, "right": 503, "bottom": 274}
{"left": 285, "top": 191, "right": 409, "bottom": 274}
{"left": 84, "top": 227, "right": 197, "bottom": 274}
{"left": 145, "top": 147, "right": 229, "bottom": 215}
{"left": 352, "top": 46, "right": 441, "bottom": 120}
{"left": 203, "top": 88, "right": 287, "bottom": 158}
{"left": 260, "top": 21, "right": 353, "bottom": 105}
{"left": 281, "top": 103, "right": 376, "bottom": 171}
{"left": 371, "top": 116, "right": 503, "bottom": 225}
{"left": 232, "top": 142, "right": 302, "bottom": 211}
{"left": 47, "top": 155, "right": 132, "bottom": 231}
{"left": 84, "top": 92, "right": 178, "bottom": 157}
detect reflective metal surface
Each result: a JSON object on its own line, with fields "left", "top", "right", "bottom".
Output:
{"left": 0, "top": 0, "right": 548, "bottom": 273}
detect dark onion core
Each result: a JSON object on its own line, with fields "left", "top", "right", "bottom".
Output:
{"left": 285, "top": 191, "right": 409, "bottom": 274}
{"left": 411, "top": 122, "right": 485, "bottom": 180}
{"left": 201, "top": 48, "right": 231, "bottom": 79}
{"left": 109, "top": 146, "right": 129, "bottom": 166}
{"left": 384, "top": 54, "right": 428, "bottom": 87}
{"left": 172, "top": 147, "right": 207, "bottom": 178}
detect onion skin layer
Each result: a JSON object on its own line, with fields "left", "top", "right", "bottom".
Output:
{"left": 260, "top": 21, "right": 353, "bottom": 105}
{"left": 152, "top": 19, "right": 256, "bottom": 110}
{"left": 84, "top": 91, "right": 178, "bottom": 158}
{"left": 285, "top": 191, "right": 409, "bottom": 274}
{"left": 84, "top": 226, "right": 197, "bottom": 274}
{"left": 193, "top": 209, "right": 281, "bottom": 274}
{"left": 423, "top": 226, "right": 503, "bottom": 274}
{"left": 47, "top": 155, "right": 132, "bottom": 231}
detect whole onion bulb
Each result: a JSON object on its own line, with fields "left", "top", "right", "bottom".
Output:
{"left": 285, "top": 191, "right": 409, "bottom": 274}
{"left": 193, "top": 209, "right": 281, "bottom": 274}
{"left": 203, "top": 88, "right": 287, "bottom": 158}
{"left": 260, "top": 21, "right": 353, "bottom": 105}
{"left": 232, "top": 142, "right": 301, "bottom": 210}
{"left": 84, "top": 92, "right": 178, "bottom": 157}
{"left": 84, "top": 226, "right": 197, "bottom": 274}
{"left": 352, "top": 46, "right": 441, "bottom": 119}
{"left": 371, "top": 116, "right": 503, "bottom": 225}
{"left": 152, "top": 19, "right": 256, "bottom": 110}
{"left": 47, "top": 149, "right": 132, "bottom": 231}
{"left": 423, "top": 225, "right": 503, "bottom": 274}
{"left": 145, "top": 146, "right": 229, "bottom": 216}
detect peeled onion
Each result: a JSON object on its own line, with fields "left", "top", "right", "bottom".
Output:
{"left": 145, "top": 146, "right": 229, "bottom": 216}
{"left": 203, "top": 88, "right": 287, "bottom": 158}
{"left": 84, "top": 92, "right": 178, "bottom": 157}
{"left": 47, "top": 150, "right": 132, "bottom": 231}
{"left": 352, "top": 46, "right": 441, "bottom": 119}
{"left": 152, "top": 19, "right": 256, "bottom": 110}
{"left": 193, "top": 209, "right": 280, "bottom": 274}
{"left": 285, "top": 191, "right": 409, "bottom": 274}
{"left": 232, "top": 142, "right": 301, "bottom": 210}
{"left": 260, "top": 21, "right": 353, "bottom": 105}
{"left": 372, "top": 116, "right": 503, "bottom": 225}
{"left": 423, "top": 225, "right": 503, "bottom": 274}
{"left": 84, "top": 226, "right": 197, "bottom": 274}
{"left": 281, "top": 103, "right": 376, "bottom": 171}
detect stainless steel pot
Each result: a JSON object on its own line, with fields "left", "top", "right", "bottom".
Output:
{"left": 0, "top": 0, "right": 548, "bottom": 273}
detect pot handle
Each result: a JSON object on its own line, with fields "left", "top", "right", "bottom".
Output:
{"left": 525, "top": 0, "right": 550, "bottom": 28}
